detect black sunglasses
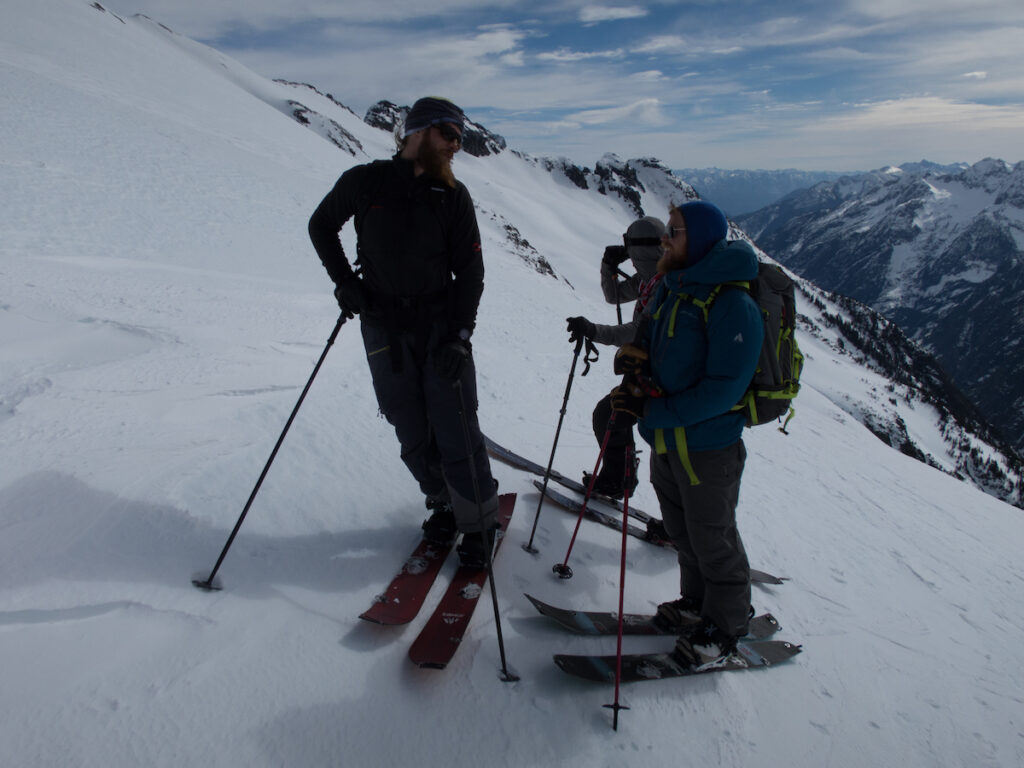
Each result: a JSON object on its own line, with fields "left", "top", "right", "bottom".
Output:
{"left": 435, "top": 123, "right": 463, "bottom": 146}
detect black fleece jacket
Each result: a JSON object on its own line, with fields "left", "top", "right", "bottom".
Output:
{"left": 308, "top": 156, "right": 484, "bottom": 335}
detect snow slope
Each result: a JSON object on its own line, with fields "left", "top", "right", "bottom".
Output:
{"left": 2, "top": 2, "right": 1022, "bottom": 766}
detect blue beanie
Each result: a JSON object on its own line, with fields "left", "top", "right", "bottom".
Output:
{"left": 403, "top": 97, "right": 465, "bottom": 137}
{"left": 676, "top": 200, "right": 728, "bottom": 264}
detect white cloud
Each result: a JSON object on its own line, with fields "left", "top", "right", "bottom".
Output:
{"left": 568, "top": 98, "right": 667, "bottom": 126}
{"left": 537, "top": 47, "right": 625, "bottom": 62}
{"left": 962, "top": 71, "right": 988, "bottom": 80}
{"left": 579, "top": 5, "right": 649, "bottom": 25}
{"left": 630, "top": 70, "right": 665, "bottom": 82}
{"left": 829, "top": 96, "right": 1024, "bottom": 130}
{"left": 632, "top": 35, "right": 687, "bottom": 55}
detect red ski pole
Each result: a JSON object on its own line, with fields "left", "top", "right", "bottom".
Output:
{"left": 603, "top": 445, "right": 635, "bottom": 729}
{"left": 551, "top": 412, "right": 616, "bottom": 579}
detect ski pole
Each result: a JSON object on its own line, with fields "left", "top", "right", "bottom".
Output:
{"left": 523, "top": 337, "right": 593, "bottom": 554}
{"left": 551, "top": 320, "right": 647, "bottom": 577}
{"left": 615, "top": 276, "right": 623, "bottom": 325}
{"left": 455, "top": 379, "right": 519, "bottom": 683}
{"left": 551, "top": 411, "right": 616, "bottom": 579}
{"left": 192, "top": 312, "right": 348, "bottom": 591}
{"left": 614, "top": 266, "right": 634, "bottom": 325}
{"left": 603, "top": 444, "right": 636, "bottom": 731}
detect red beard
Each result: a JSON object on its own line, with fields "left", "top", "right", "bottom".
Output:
{"left": 417, "top": 138, "right": 457, "bottom": 188}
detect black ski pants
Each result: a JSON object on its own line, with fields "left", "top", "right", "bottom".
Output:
{"left": 361, "top": 321, "right": 498, "bottom": 533}
{"left": 651, "top": 440, "right": 751, "bottom": 636}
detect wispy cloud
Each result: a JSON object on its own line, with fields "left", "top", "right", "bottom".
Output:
{"left": 568, "top": 98, "right": 668, "bottom": 126}
{"left": 830, "top": 96, "right": 1024, "bottom": 130}
{"left": 537, "top": 47, "right": 625, "bottom": 62}
{"left": 632, "top": 35, "right": 687, "bottom": 55}
{"left": 116, "top": 0, "right": 1024, "bottom": 169}
{"left": 579, "top": 5, "right": 649, "bottom": 25}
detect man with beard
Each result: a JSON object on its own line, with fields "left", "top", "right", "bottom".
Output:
{"left": 609, "top": 200, "right": 763, "bottom": 665}
{"left": 308, "top": 97, "right": 499, "bottom": 567}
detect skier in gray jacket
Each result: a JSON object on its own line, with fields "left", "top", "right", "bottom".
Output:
{"left": 565, "top": 216, "right": 665, "bottom": 499}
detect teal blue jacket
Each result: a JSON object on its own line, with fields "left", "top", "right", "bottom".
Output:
{"left": 638, "top": 239, "right": 764, "bottom": 458}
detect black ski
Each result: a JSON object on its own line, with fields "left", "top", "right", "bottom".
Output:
{"left": 484, "top": 435, "right": 657, "bottom": 525}
{"left": 533, "top": 478, "right": 671, "bottom": 548}
{"left": 555, "top": 639, "right": 802, "bottom": 683}
{"left": 533, "top": 481, "right": 786, "bottom": 585}
{"left": 525, "top": 593, "right": 781, "bottom": 638}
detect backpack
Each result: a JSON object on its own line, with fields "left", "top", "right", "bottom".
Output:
{"left": 693, "top": 261, "right": 803, "bottom": 433}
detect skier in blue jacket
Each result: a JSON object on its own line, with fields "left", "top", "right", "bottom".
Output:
{"left": 610, "top": 200, "right": 763, "bottom": 665}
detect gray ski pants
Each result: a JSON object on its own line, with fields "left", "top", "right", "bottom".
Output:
{"left": 361, "top": 321, "right": 498, "bottom": 534}
{"left": 650, "top": 440, "right": 751, "bottom": 636}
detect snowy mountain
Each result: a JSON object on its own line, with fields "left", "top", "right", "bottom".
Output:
{"left": 677, "top": 167, "right": 850, "bottom": 217}
{"left": 737, "top": 162, "right": 1024, "bottom": 465}
{"left": 681, "top": 163, "right": 969, "bottom": 218}
{"left": 3, "top": 2, "right": 1024, "bottom": 767}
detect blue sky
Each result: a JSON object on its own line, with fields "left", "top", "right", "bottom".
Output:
{"left": 118, "top": 1, "right": 1024, "bottom": 171}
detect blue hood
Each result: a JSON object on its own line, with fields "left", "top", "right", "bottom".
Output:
{"left": 661, "top": 238, "right": 759, "bottom": 292}
{"left": 677, "top": 200, "right": 729, "bottom": 266}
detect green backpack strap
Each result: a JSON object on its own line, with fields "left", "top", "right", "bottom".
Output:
{"left": 654, "top": 427, "right": 701, "bottom": 486}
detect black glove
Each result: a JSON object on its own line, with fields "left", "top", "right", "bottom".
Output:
{"left": 609, "top": 381, "right": 647, "bottom": 419}
{"left": 434, "top": 339, "right": 471, "bottom": 380}
{"left": 566, "top": 316, "right": 596, "bottom": 343}
{"left": 613, "top": 343, "right": 649, "bottom": 376}
{"left": 602, "top": 245, "right": 628, "bottom": 267}
{"left": 334, "top": 276, "right": 368, "bottom": 317}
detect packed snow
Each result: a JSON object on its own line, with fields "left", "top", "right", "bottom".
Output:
{"left": 2, "top": 2, "right": 1022, "bottom": 766}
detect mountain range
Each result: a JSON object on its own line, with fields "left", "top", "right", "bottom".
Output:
{"left": 737, "top": 161, "right": 1024, "bottom": 469}
{"left": 679, "top": 163, "right": 969, "bottom": 217}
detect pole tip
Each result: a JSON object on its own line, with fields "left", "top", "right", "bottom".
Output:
{"left": 552, "top": 563, "right": 574, "bottom": 579}
{"left": 191, "top": 573, "right": 223, "bottom": 591}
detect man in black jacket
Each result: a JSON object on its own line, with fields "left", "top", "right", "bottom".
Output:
{"left": 308, "top": 97, "right": 498, "bottom": 566}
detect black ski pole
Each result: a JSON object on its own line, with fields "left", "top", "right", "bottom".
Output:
{"left": 455, "top": 379, "right": 519, "bottom": 683}
{"left": 522, "top": 337, "right": 596, "bottom": 554}
{"left": 615, "top": 277, "right": 623, "bottom": 325}
{"left": 192, "top": 312, "right": 348, "bottom": 591}
{"left": 604, "top": 444, "right": 636, "bottom": 731}
{"left": 456, "top": 378, "right": 520, "bottom": 684}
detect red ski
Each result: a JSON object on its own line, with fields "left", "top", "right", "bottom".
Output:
{"left": 408, "top": 493, "right": 516, "bottom": 669}
{"left": 359, "top": 537, "right": 454, "bottom": 626}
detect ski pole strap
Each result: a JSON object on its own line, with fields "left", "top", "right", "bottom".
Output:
{"left": 581, "top": 339, "right": 599, "bottom": 376}
{"left": 654, "top": 427, "right": 700, "bottom": 485}
{"left": 779, "top": 406, "right": 795, "bottom": 435}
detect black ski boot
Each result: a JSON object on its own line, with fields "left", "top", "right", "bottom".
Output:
{"left": 422, "top": 494, "right": 457, "bottom": 545}
{"left": 673, "top": 619, "right": 739, "bottom": 667}
{"left": 456, "top": 526, "right": 497, "bottom": 568}
{"left": 645, "top": 517, "right": 669, "bottom": 543}
{"left": 581, "top": 469, "right": 638, "bottom": 500}
{"left": 653, "top": 595, "right": 703, "bottom": 633}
